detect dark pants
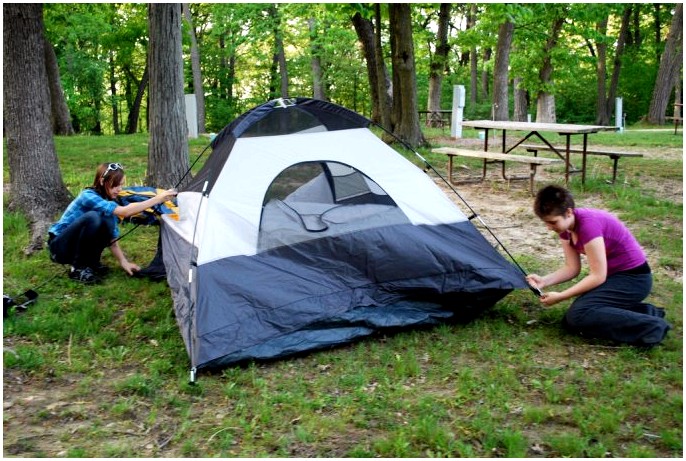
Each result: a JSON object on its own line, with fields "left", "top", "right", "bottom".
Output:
{"left": 48, "top": 211, "right": 113, "bottom": 269}
{"left": 563, "top": 271, "right": 671, "bottom": 346}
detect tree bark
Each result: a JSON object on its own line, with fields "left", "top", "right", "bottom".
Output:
{"left": 513, "top": 76, "right": 528, "bottom": 122}
{"left": 44, "top": 38, "right": 74, "bottom": 135}
{"left": 594, "top": 16, "right": 609, "bottom": 125}
{"left": 604, "top": 7, "right": 631, "bottom": 124}
{"left": 147, "top": 3, "right": 190, "bottom": 189}
{"left": 182, "top": 3, "right": 206, "bottom": 133}
{"left": 535, "top": 16, "right": 565, "bottom": 123}
{"left": 4, "top": 3, "right": 72, "bottom": 253}
{"left": 427, "top": 3, "right": 450, "bottom": 120}
{"left": 388, "top": 3, "right": 425, "bottom": 147}
{"left": 126, "top": 63, "right": 148, "bottom": 134}
{"left": 351, "top": 11, "right": 381, "bottom": 122}
{"left": 109, "top": 50, "right": 120, "bottom": 134}
{"left": 468, "top": 4, "right": 478, "bottom": 105}
{"left": 493, "top": 20, "right": 514, "bottom": 121}
{"left": 648, "top": 3, "right": 683, "bottom": 124}
{"left": 268, "top": 4, "right": 288, "bottom": 99}
{"left": 308, "top": 17, "right": 325, "bottom": 101}
{"left": 374, "top": 4, "right": 392, "bottom": 130}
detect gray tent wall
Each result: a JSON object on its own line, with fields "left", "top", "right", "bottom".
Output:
{"left": 161, "top": 98, "right": 527, "bottom": 372}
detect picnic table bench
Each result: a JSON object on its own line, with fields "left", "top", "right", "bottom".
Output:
{"left": 520, "top": 144, "right": 643, "bottom": 183}
{"left": 432, "top": 147, "right": 562, "bottom": 195}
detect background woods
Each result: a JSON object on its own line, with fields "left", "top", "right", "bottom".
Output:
{"left": 3, "top": 3, "right": 683, "bottom": 252}
{"left": 35, "top": 2, "right": 682, "bottom": 135}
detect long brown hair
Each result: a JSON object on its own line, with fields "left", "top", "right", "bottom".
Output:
{"left": 92, "top": 162, "right": 125, "bottom": 197}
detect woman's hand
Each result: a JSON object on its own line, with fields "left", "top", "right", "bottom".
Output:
{"left": 526, "top": 274, "right": 545, "bottom": 290}
{"left": 539, "top": 291, "right": 565, "bottom": 306}
{"left": 157, "top": 188, "right": 178, "bottom": 203}
{"left": 120, "top": 260, "right": 141, "bottom": 276}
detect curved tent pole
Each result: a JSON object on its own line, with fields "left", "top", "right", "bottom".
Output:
{"left": 371, "top": 122, "right": 542, "bottom": 297}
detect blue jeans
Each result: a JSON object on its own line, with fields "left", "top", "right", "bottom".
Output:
{"left": 563, "top": 271, "right": 671, "bottom": 346}
{"left": 48, "top": 211, "right": 113, "bottom": 269}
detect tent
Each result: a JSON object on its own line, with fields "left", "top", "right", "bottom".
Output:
{"left": 161, "top": 97, "right": 527, "bottom": 375}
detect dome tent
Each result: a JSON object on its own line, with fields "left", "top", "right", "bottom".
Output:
{"left": 160, "top": 97, "right": 527, "bottom": 378}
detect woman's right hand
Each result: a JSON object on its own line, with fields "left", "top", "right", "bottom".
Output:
{"left": 526, "top": 274, "right": 545, "bottom": 290}
{"left": 157, "top": 188, "right": 178, "bottom": 203}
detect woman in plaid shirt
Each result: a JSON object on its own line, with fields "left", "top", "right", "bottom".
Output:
{"left": 48, "top": 163, "right": 177, "bottom": 283}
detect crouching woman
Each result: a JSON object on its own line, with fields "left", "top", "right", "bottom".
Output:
{"left": 48, "top": 162, "right": 177, "bottom": 284}
{"left": 526, "top": 185, "right": 670, "bottom": 347}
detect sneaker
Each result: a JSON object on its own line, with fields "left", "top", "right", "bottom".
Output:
{"left": 68, "top": 266, "right": 98, "bottom": 284}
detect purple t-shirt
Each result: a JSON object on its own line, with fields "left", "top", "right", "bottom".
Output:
{"left": 559, "top": 208, "right": 646, "bottom": 276}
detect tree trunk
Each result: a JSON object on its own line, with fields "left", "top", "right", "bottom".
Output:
{"left": 605, "top": 7, "right": 631, "bottom": 123}
{"left": 648, "top": 3, "right": 683, "bottom": 125}
{"left": 594, "top": 17, "right": 609, "bottom": 125}
{"left": 388, "top": 3, "right": 425, "bottom": 147}
{"left": 427, "top": 3, "right": 450, "bottom": 119}
{"left": 493, "top": 20, "right": 514, "bottom": 121}
{"left": 109, "top": 50, "right": 120, "bottom": 134}
{"left": 468, "top": 4, "right": 478, "bottom": 105}
{"left": 374, "top": 4, "right": 392, "bottom": 130}
{"left": 308, "top": 17, "right": 325, "bottom": 101}
{"left": 535, "top": 16, "right": 565, "bottom": 123}
{"left": 481, "top": 48, "right": 492, "bottom": 102}
{"left": 268, "top": 5, "right": 288, "bottom": 99}
{"left": 513, "top": 76, "right": 528, "bottom": 121}
{"left": 351, "top": 11, "right": 381, "bottom": 122}
{"left": 182, "top": 3, "right": 206, "bottom": 133}
{"left": 44, "top": 38, "right": 74, "bottom": 135}
{"left": 126, "top": 63, "right": 148, "bottom": 134}
{"left": 4, "top": 3, "right": 72, "bottom": 254}
{"left": 147, "top": 3, "right": 190, "bottom": 189}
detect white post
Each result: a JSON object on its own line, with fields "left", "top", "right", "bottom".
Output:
{"left": 615, "top": 97, "right": 623, "bottom": 133}
{"left": 451, "top": 85, "right": 466, "bottom": 138}
{"left": 185, "top": 94, "right": 198, "bottom": 139}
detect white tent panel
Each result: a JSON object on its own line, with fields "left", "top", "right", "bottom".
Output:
{"left": 196, "top": 128, "right": 467, "bottom": 264}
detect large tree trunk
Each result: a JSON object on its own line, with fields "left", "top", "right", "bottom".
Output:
{"left": 493, "top": 20, "right": 514, "bottom": 121}
{"left": 308, "top": 17, "right": 325, "bottom": 101}
{"left": 4, "top": 3, "right": 72, "bottom": 254}
{"left": 427, "top": 3, "right": 450, "bottom": 119}
{"left": 182, "top": 3, "right": 206, "bottom": 134}
{"left": 388, "top": 3, "right": 425, "bottom": 147}
{"left": 147, "top": 3, "right": 190, "bottom": 189}
{"left": 125, "top": 63, "right": 148, "bottom": 134}
{"left": 535, "top": 16, "right": 565, "bottom": 123}
{"left": 351, "top": 11, "right": 381, "bottom": 122}
{"left": 513, "top": 76, "right": 528, "bottom": 122}
{"left": 648, "top": 4, "right": 683, "bottom": 124}
{"left": 44, "top": 38, "right": 74, "bottom": 135}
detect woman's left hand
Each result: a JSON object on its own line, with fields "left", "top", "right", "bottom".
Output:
{"left": 121, "top": 260, "right": 141, "bottom": 276}
{"left": 539, "top": 291, "right": 565, "bottom": 306}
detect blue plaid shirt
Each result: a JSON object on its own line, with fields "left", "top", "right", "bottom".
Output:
{"left": 49, "top": 188, "right": 120, "bottom": 239}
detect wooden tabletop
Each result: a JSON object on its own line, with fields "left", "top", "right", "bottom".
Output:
{"left": 460, "top": 120, "right": 619, "bottom": 134}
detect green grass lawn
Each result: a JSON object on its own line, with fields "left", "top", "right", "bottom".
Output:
{"left": 3, "top": 128, "right": 682, "bottom": 457}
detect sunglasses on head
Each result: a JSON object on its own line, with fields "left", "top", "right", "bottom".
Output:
{"left": 102, "top": 163, "right": 123, "bottom": 179}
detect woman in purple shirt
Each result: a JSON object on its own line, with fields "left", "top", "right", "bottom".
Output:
{"left": 526, "top": 185, "right": 670, "bottom": 346}
{"left": 48, "top": 162, "right": 177, "bottom": 284}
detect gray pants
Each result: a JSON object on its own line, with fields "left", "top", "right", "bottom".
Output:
{"left": 563, "top": 271, "right": 671, "bottom": 346}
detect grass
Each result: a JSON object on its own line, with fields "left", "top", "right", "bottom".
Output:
{"left": 2, "top": 127, "right": 683, "bottom": 457}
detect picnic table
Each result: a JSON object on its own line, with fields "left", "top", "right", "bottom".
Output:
{"left": 460, "top": 120, "right": 618, "bottom": 184}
